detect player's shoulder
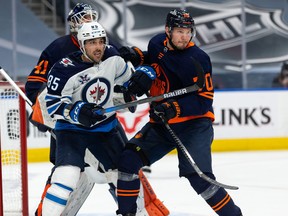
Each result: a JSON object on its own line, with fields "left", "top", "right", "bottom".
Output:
{"left": 44, "top": 35, "right": 74, "bottom": 53}
{"left": 51, "top": 52, "right": 92, "bottom": 77}
{"left": 46, "top": 35, "right": 71, "bottom": 48}
{"left": 150, "top": 33, "right": 166, "bottom": 44}
{"left": 103, "top": 55, "right": 124, "bottom": 65}
{"left": 187, "top": 45, "right": 212, "bottom": 71}
{"left": 101, "top": 56, "right": 127, "bottom": 75}
{"left": 103, "top": 45, "right": 119, "bottom": 60}
{"left": 189, "top": 44, "right": 210, "bottom": 60}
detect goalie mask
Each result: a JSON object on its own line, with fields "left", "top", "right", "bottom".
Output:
{"left": 67, "top": 3, "right": 98, "bottom": 33}
{"left": 166, "top": 9, "right": 196, "bottom": 40}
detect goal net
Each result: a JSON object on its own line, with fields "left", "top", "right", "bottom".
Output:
{"left": 0, "top": 82, "right": 28, "bottom": 216}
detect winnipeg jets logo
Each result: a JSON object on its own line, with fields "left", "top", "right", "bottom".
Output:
{"left": 79, "top": 74, "right": 90, "bottom": 84}
{"left": 82, "top": 78, "right": 111, "bottom": 105}
{"left": 60, "top": 58, "right": 74, "bottom": 67}
{"left": 89, "top": 84, "right": 105, "bottom": 103}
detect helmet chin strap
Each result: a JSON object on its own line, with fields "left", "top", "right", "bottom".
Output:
{"left": 80, "top": 47, "right": 94, "bottom": 63}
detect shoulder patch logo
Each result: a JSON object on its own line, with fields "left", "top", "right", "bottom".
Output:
{"left": 60, "top": 58, "right": 75, "bottom": 67}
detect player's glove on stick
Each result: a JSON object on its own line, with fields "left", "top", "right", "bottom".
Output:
{"left": 118, "top": 46, "right": 144, "bottom": 66}
{"left": 150, "top": 99, "right": 181, "bottom": 123}
{"left": 123, "top": 90, "right": 137, "bottom": 113}
{"left": 114, "top": 85, "right": 137, "bottom": 113}
{"left": 66, "top": 101, "right": 106, "bottom": 127}
{"left": 128, "top": 65, "right": 156, "bottom": 97}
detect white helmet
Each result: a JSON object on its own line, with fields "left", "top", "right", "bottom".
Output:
{"left": 77, "top": 22, "right": 108, "bottom": 61}
{"left": 67, "top": 3, "right": 98, "bottom": 33}
{"left": 77, "top": 21, "right": 107, "bottom": 47}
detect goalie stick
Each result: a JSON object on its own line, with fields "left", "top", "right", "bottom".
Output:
{"left": 0, "top": 67, "right": 33, "bottom": 107}
{"left": 160, "top": 115, "right": 239, "bottom": 190}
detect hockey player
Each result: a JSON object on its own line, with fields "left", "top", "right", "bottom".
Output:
{"left": 41, "top": 21, "right": 169, "bottom": 216}
{"left": 25, "top": 3, "right": 101, "bottom": 215}
{"left": 25, "top": 3, "right": 167, "bottom": 216}
{"left": 25, "top": 4, "right": 111, "bottom": 215}
{"left": 116, "top": 9, "right": 243, "bottom": 216}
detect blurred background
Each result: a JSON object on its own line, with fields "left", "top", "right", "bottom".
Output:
{"left": 1, "top": 0, "right": 288, "bottom": 89}
{"left": 1, "top": 3, "right": 287, "bottom": 215}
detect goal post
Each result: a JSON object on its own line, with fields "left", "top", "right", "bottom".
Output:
{"left": 0, "top": 82, "right": 29, "bottom": 216}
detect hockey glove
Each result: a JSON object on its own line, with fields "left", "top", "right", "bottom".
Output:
{"left": 66, "top": 101, "right": 106, "bottom": 127}
{"left": 118, "top": 46, "right": 144, "bottom": 67}
{"left": 123, "top": 90, "right": 137, "bottom": 113}
{"left": 149, "top": 99, "right": 181, "bottom": 123}
{"left": 114, "top": 85, "right": 137, "bottom": 113}
{"left": 128, "top": 65, "right": 156, "bottom": 97}
{"left": 29, "top": 114, "right": 51, "bottom": 132}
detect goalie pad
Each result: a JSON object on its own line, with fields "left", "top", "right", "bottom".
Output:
{"left": 85, "top": 152, "right": 169, "bottom": 215}
{"left": 137, "top": 170, "right": 170, "bottom": 216}
{"left": 36, "top": 150, "right": 97, "bottom": 216}
{"left": 60, "top": 149, "right": 98, "bottom": 216}
{"left": 59, "top": 151, "right": 170, "bottom": 216}
{"left": 84, "top": 149, "right": 118, "bottom": 185}
{"left": 61, "top": 171, "right": 95, "bottom": 216}
{"left": 42, "top": 166, "right": 81, "bottom": 216}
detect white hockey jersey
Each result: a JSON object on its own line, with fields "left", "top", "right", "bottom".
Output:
{"left": 45, "top": 51, "right": 133, "bottom": 132}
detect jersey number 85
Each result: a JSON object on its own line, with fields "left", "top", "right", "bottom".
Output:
{"left": 47, "top": 75, "right": 60, "bottom": 91}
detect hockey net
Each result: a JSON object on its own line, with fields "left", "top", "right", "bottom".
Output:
{"left": 0, "top": 82, "right": 28, "bottom": 216}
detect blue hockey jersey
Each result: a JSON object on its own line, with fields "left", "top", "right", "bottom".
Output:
{"left": 146, "top": 33, "right": 214, "bottom": 123}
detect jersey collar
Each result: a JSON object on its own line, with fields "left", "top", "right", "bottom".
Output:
{"left": 164, "top": 37, "right": 195, "bottom": 50}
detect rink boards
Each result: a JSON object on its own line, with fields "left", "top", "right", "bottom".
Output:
{"left": 21, "top": 89, "right": 288, "bottom": 162}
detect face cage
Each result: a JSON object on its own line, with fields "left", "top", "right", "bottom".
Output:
{"left": 69, "top": 10, "right": 98, "bottom": 33}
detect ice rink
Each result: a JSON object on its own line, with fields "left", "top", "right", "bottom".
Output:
{"left": 28, "top": 150, "right": 288, "bottom": 216}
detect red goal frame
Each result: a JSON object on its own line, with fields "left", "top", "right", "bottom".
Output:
{"left": 0, "top": 82, "right": 29, "bottom": 216}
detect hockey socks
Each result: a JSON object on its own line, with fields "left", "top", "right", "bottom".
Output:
{"left": 117, "top": 150, "right": 143, "bottom": 214}
{"left": 205, "top": 187, "right": 242, "bottom": 216}
{"left": 117, "top": 177, "right": 140, "bottom": 214}
{"left": 117, "top": 149, "right": 170, "bottom": 215}
{"left": 117, "top": 171, "right": 170, "bottom": 216}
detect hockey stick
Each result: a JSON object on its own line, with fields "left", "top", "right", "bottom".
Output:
{"left": 98, "top": 58, "right": 205, "bottom": 115}
{"left": 159, "top": 115, "right": 239, "bottom": 190}
{"left": 0, "top": 66, "right": 57, "bottom": 137}
{"left": 0, "top": 67, "right": 33, "bottom": 106}
{"left": 0, "top": 66, "right": 99, "bottom": 214}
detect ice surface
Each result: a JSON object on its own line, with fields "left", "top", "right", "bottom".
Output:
{"left": 28, "top": 150, "right": 288, "bottom": 216}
